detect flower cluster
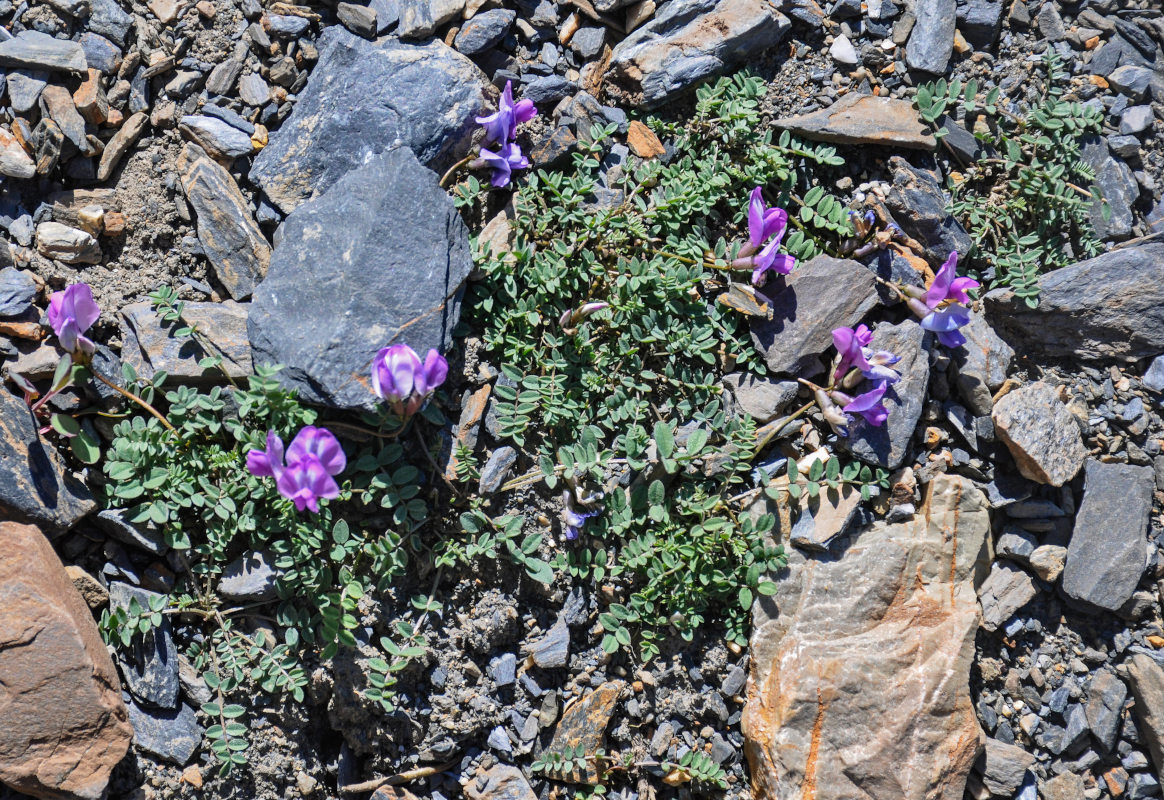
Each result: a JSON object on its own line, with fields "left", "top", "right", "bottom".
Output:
{"left": 247, "top": 426, "right": 346, "bottom": 513}
{"left": 371, "top": 343, "right": 448, "bottom": 417}
{"left": 48, "top": 283, "right": 100, "bottom": 357}
{"left": 732, "top": 188, "right": 797, "bottom": 286}
{"left": 906, "top": 252, "right": 979, "bottom": 348}
{"left": 472, "top": 81, "right": 536, "bottom": 188}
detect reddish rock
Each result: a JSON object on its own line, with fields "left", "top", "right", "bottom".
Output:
{"left": 774, "top": 92, "right": 937, "bottom": 151}
{"left": 0, "top": 521, "right": 132, "bottom": 799}
{"left": 548, "top": 681, "right": 624, "bottom": 784}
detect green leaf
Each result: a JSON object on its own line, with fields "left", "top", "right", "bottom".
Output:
{"left": 70, "top": 430, "right": 101, "bottom": 465}
{"left": 51, "top": 413, "right": 81, "bottom": 437}
{"left": 654, "top": 420, "right": 674, "bottom": 459}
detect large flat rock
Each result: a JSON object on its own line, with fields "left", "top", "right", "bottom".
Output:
{"left": 249, "top": 28, "right": 489, "bottom": 215}
{"left": 774, "top": 93, "right": 936, "bottom": 150}
{"left": 0, "top": 521, "right": 132, "bottom": 800}
{"left": 985, "top": 242, "right": 1164, "bottom": 362}
{"left": 249, "top": 147, "right": 472, "bottom": 409}
{"left": 744, "top": 475, "right": 990, "bottom": 800}
{"left": 606, "top": 0, "right": 790, "bottom": 108}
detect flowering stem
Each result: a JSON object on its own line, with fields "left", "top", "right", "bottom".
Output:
{"left": 92, "top": 369, "right": 178, "bottom": 435}
{"left": 751, "top": 400, "right": 815, "bottom": 457}
{"left": 439, "top": 153, "right": 478, "bottom": 189}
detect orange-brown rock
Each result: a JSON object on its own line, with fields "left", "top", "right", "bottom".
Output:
{"left": 743, "top": 475, "right": 990, "bottom": 800}
{"left": 548, "top": 681, "right": 624, "bottom": 784}
{"left": 0, "top": 522, "right": 132, "bottom": 799}
{"left": 774, "top": 92, "right": 937, "bottom": 151}
{"left": 626, "top": 120, "right": 664, "bottom": 158}
{"left": 73, "top": 69, "right": 109, "bottom": 126}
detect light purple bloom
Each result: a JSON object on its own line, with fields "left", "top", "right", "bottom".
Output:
{"left": 839, "top": 381, "right": 890, "bottom": 428}
{"left": 925, "top": 251, "right": 979, "bottom": 308}
{"left": 750, "top": 240, "right": 797, "bottom": 286}
{"left": 732, "top": 190, "right": 796, "bottom": 286}
{"left": 286, "top": 425, "right": 346, "bottom": 476}
{"left": 371, "top": 343, "right": 448, "bottom": 415}
{"left": 276, "top": 455, "right": 340, "bottom": 513}
{"left": 747, "top": 188, "right": 788, "bottom": 251}
{"left": 833, "top": 325, "right": 900, "bottom": 386}
{"left": 559, "top": 302, "right": 609, "bottom": 331}
{"left": 247, "top": 427, "right": 346, "bottom": 513}
{"left": 474, "top": 142, "right": 530, "bottom": 188}
{"left": 47, "top": 283, "right": 100, "bottom": 356}
{"left": 246, "top": 429, "right": 287, "bottom": 479}
{"left": 561, "top": 491, "right": 601, "bottom": 540}
{"left": 909, "top": 251, "right": 979, "bottom": 348}
{"left": 920, "top": 304, "right": 974, "bottom": 348}
{"left": 475, "top": 81, "right": 537, "bottom": 146}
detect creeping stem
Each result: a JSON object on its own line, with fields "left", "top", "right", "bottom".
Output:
{"left": 91, "top": 368, "right": 179, "bottom": 435}
{"left": 439, "top": 153, "right": 478, "bottom": 188}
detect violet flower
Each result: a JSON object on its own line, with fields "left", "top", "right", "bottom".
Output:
{"left": 247, "top": 427, "right": 346, "bottom": 513}
{"left": 730, "top": 189, "right": 796, "bottom": 286}
{"left": 47, "top": 283, "right": 100, "bottom": 357}
{"left": 834, "top": 382, "right": 891, "bottom": 428}
{"left": 476, "top": 81, "right": 537, "bottom": 147}
{"left": 472, "top": 142, "right": 530, "bottom": 188}
{"left": 907, "top": 252, "right": 980, "bottom": 348}
{"left": 832, "top": 324, "right": 901, "bottom": 386}
{"left": 371, "top": 343, "right": 449, "bottom": 416}
{"left": 560, "top": 490, "right": 602, "bottom": 541}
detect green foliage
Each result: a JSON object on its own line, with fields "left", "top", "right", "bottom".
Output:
{"left": 773, "top": 453, "right": 889, "bottom": 504}
{"left": 916, "top": 50, "right": 1104, "bottom": 305}
{"left": 531, "top": 744, "right": 728, "bottom": 793}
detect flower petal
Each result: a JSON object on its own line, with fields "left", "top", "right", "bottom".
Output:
{"left": 747, "top": 187, "right": 765, "bottom": 249}
{"left": 920, "top": 304, "right": 971, "bottom": 334}
{"left": 924, "top": 251, "right": 959, "bottom": 309}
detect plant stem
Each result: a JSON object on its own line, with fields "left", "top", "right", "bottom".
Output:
{"left": 751, "top": 400, "right": 814, "bottom": 457}
{"left": 92, "top": 369, "right": 178, "bottom": 435}
{"left": 439, "top": 154, "right": 477, "bottom": 188}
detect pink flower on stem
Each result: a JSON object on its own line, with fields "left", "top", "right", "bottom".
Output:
{"left": 47, "top": 283, "right": 100, "bottom": 356}
{"left": 246, "top": 426, "right": 347, "bottom": 513}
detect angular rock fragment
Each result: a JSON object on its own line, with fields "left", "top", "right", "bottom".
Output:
{"left": 606, "top": 0, "right": 790, "bottom": 108}
{"left": 217, "top": 550, "right": 280, "bottom": 602}
{"left": 0, "top": 267, "right": 36, "bottom": 317}
{"left": 1085, "top": 670, "right": 1128, "bottom": 752}
{"left": 749, "top": 255, "right": 878, "bottom": 376}
{"left": 985, "top": 242, "right": 1164, "bottom": 361}
{"left": 1082, "top": 136, "right": 1138, "bottom": 241}
{"left": 126, "top": 701, "right": 203, "bottom": 765}
{"left": 180, "top": 152, "right": 270, "bottom": 300}
{"left": 992, "top": 381, "right": 1085, "bottom": 486}
{"left": 744, "top": 476, "right": 990, "bottom": 800}
{"left": 463, "top": 765, "right": 538, "bottom": 800}
{"left": 0, "top": 127, "right": 36, "bottom": 179}
{"left": 0, "top": 31, "right": 87, "bottom": 73}
{"left": 884, "top": 157, "right": 973, "bottom": 264}
{"left": 774, "top": 93, "right": 936, "bottom": 150}
{"left": 950, "top": 312, "right": 1013, "bottom": 416}
{"left": 906, "top": 0, "right": 957, "bottom": 73}
{"left": 0, "top": 387, "right": 95, "bottom": 533}
{"left": 37, "top": 221, "right": 102, "bottom": 264}
{"left": 120, "top": 300, "right": 252, "bottom": 382}
{"left": 548, "top": 681, "right": 624, "bottom": 783}
{"left": 1063, "top": 460, "right": 1152, "bottom": 612}
{"left": 97, "top": 110, "right": 147, "bottom": 181}
{"left": 722, "top": 373, "right": 799, "bottom": 424}
{"left": 249, "top": 148, "right": 472, "bottom": 409}
{"left": 0, "top": 521, "right": 132, "bottom": 800}
{"left": 180, "top": 115, "right": 255, "bottom": 160}
{"left": 977, "top": 738, "right": 1036, "bottom": 795}
{"left": 249, "top": 27, "right": 489, "bottom": 214}
{"left": 1126, "top": 654, "right": 1164, "bottom": 777}
{"left": 109, "top": 583, "right": 180, "bottom": 708}
{"left": 978, "top": 561, "right": 1036, "bottom": 632}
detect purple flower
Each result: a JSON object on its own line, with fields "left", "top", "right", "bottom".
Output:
{"left": 559, "top": 302, "right": 609, "bottom": 332}
{"left": 561, "top": 490, "right": 601, "bottom": 540}
{"left": 247, "top": 427, "right": 346, "bottom": 513}
{"left": 476, "top": 81, "right": 537, "bottom": 146}
{"left": 909, "top": 252, "right": 979, "bottom": 348}
{"left": 731, "top": 190, "right": 796, "bottom": 286}
{"left": 371, "top": 343, "right": 448, "bottom": 416}
{"left": 473, "top": 142, "right": 530, "bottom": 188}
{"left": 47, "top": 283, "right": 100, "bottom": 356}
{"left": 750, "top": 239, "right": 797, "bottom": 287}
{"left": 833, "top": 325, "right": 901, "bottom": 386}
{"left": 837, "top": 381, "right": 890, "bottom": 428}
{"left": 746, "top": 188, "right": 788, "bottom": 251}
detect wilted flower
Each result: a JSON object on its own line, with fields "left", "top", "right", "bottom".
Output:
{"left": 832, "top": 324, "right": 901, "bottom": 386}
{"left": 559, "top": 302, "right": 609, "bottom": 334}
{"left": 560, "top": 489, "right": 602, "bottom": 541}
{"left": 371, "top": 343, "right": 448, "bottom": 416}
{"left": 907, "top": 252, "right": 980, "bottom": 348}
{"left": 472, "top": 142, "right": 530, "bottom": 188}
{"left": 731, "top": 188, "right": 796, "bottom": 286}
{"left": 247, "top": 427, "right": 346, "bottom": 513}
{"left": 476, "top": 80, "right": 537, "bottom": 146}
{"left": 833, "top": 381, "right": 890, "bottom": 428}
{"left": 47, "top": 283, "right": 100, "bottom": 357}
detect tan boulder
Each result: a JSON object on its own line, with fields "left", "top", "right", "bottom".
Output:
{"left": 0, "top": 522, "right": 132, "bottom": 800}
{"left": 743, "top": 475, "right": 991, "bottom": 800}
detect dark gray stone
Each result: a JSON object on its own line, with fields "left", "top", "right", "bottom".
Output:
{"left": 479, "top": 446, "right": 518, "bottom": 495}
{"left": 978, "top": 738, "right": 1036, "bottom": 795}
{"left": 607, "top": 0, "right": 791, "bottom": 108}
{"left": 957, "top": 0, "right": 1003, "bottom": 47}
{"left": 0, "top": 267, "right": 35, "bottom": 317}
{"left": 1144, "top": 355, "right": 1164, "bottom": 392}
{"left": 522, "top": 75, "right": 577, "bottom": 105}
{"left": 570, "top": 26, "right": 606, "bottom": 59}
{"left": 906, "top": 0, "right": 956, "bottom": 73}
{"left": 368, "top": 0, "right": 400, "bottom": 31}
{"left": 0, "top": 31, "right": 87, "bottom": 73}
{"left": 1063, "top": 460, "right": 1152, "bottom": 612}
{"left": 529, "top": 617, "right": 569, "bottom": 668}
{"left": 126, "top": 701, "right": 202, "bottom": 765}
{"left": 109, "top": 583, "right": 180, "bottom": 709}
{"left": 1035, "top": 0, "right": 1064, "bottom": 40}
{"left": 337, "top": 2, "right": 379, "bottom": 37}
{"left": 0, "top": 385, "right": 95, "bottom": 535}
{"left": 88, "top": 0, "right": 134, "bottom": 47}
{"left": 722, "top": 665, "right": 747, "bottom": 696}
{"left": 1110, "top": 64, "right": 1154, "bottom": 100}
{"left": 1120, "top": 105, "right": 1155, "bottom": 136}
{"left": 79, "top": 33, "right": 121, "bottom": 74}
{"left": 95, "top": 509, "right": 168, "bottom": 555}
{"left": 179, "top": 115, "right": 254, "bottom": 160}
{"left": 454, "top": 9, "right": 515, "bottom": 55}
{"left": 267, "top": 14, "right": 310, "bottom": 36}
{"left": 217, "top": 550, "right": 280, "bottom": 602}
{"left": 249, "top": 27, "right": 489, "bottom": 215}
{"left": 1086, "top": 671, "right": 1128, "bottom": 752}
{"left": 985, "top": 242, "right": 1164, "bottom": 362}
{"left": 249, "top": 148, "right": 472, "bottom": 410}
{"left": 950, "top": 311, "right": 1013, "bottom": 417}
{"left": 6, "top": 70, "right": 47, "bottom": 113}
{"left": 749, "top": 255, "right": 878, "bottom": 376}
{"left": 722, "top": 373, "right": 799, "bottom": 424}
{"left": 841, "top": 321, "right": 930, "bottom": 470}
{"left": 978, "top": 561, "right": 1037, "bottom": 632}
{"left": 1108, "top": 133, "right": 1141, "bottom": 158}
{"left": 489, "top": 652, "right": 517, "bottom": 686}
{"left": 1081, "top": 135, "right": 1137, "bottom": 240}
{"left": 884, "top": 156, "right": 974, "bottom": 265}
{"left": 996, "top": 527, "right": 1037, "bottom": 562}
{"left": 1063, "top": 703, "right": 1089, "bottom": 751}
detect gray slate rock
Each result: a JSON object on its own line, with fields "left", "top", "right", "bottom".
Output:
{"left": 1081, "top": 136, "right": 1137, "bottom": 240}
{"left": 0, "top": 384, "right": 95, "bottom": 535}
{"left": 217, "top": 550, "right": 280, "bottom": 602}
{"left": 0, "top": 267, "right": 35, "bottom": 317}
{"left": 79, "top": 33, "right": 121, "bottom": 74}
{"left": 238, "top": 71, "right": 270, "bottom": 106}
{"left": 7, "top": 70, "right": 47, "bottom": 113}
{"left": 1035, "top": 0, "right": 1064, "bottom": 40}
{"left": 0, "top": 31, "right": 87, "bottom": 73}
{"left": 126, "top": 701, "right": 202, "bottom": 765}
{"left": 1120, "top": 105, "right": 1154, "bottom": 136}
{"left": 455, "top": 9, "right": 516, "bottom": 54}
{"left": 749, "top": 255, "right": 878, "bottom": 376}
{"left": 842, "top": 321, "right": 930, "bottom": 470}
{"left": 1144, "top": 355, "right": 1164, "bottom": 392}
{"left": 89, "top": 0, "right": 134, "bottom": 46}
{"left": 722, "top": 373, "right": 799, "bottom": 424}
{"left": 957, "top": 0, "right": 1003, "bottom": 47}
{"left": 523, "top": 76, "right": 576, "bottom": 105}
{"left": 884, "top": 156, "right": 973, "bottom": 266}
{"left": 1063, "top": 460, "right": 1152, "bottom": 612}
{"left": 978, "top": 561, "right": 1036, "bottom": 632}
{"left": 179, "top": 115, "right": 254, "bottom": 160}
{"left": 529, "top": 617, "right": 570, "bottom": 668}
{"left": 249, "top": 148, "right": 472, "bottom": 410}
{"left": 992, "top": 381, "right": 1085, "bottom": 487}
{"left": 95, "top": 509, "right": 168, "bottom": 555}
{"left": 109, "top": 583, "right": 180, "bottom": 709}
{"left": 950, "top": 312, "right": 1013, "bottom": 416}
{"left": 1086, "top": 670, "right": 1128, "bottom": 752}
{"left": 1126, "top": 654, "right": 1164, "bottom": 777}
{"left": 337, "top": 2, "right": 378, "bottom": 37}
{"left": 1110, "top": 64, "right": 1154, "bottom": 100}
{"left": 249, "top": 27, "right": 489, "bottom": 215}
{"left": 906, "top": 0, "right": 956, "bottom": 73}
{"left": 977, "top": 738, "right": 1036, "bottom": 795}
{"left": 985, "top": 242, "right": 1164, "bottom": 362}
{"left": 606, "top": 0, "right": 790, "bottom": 108}
{"left": 479, "top": 446, "right": 518, "bottom": 495}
